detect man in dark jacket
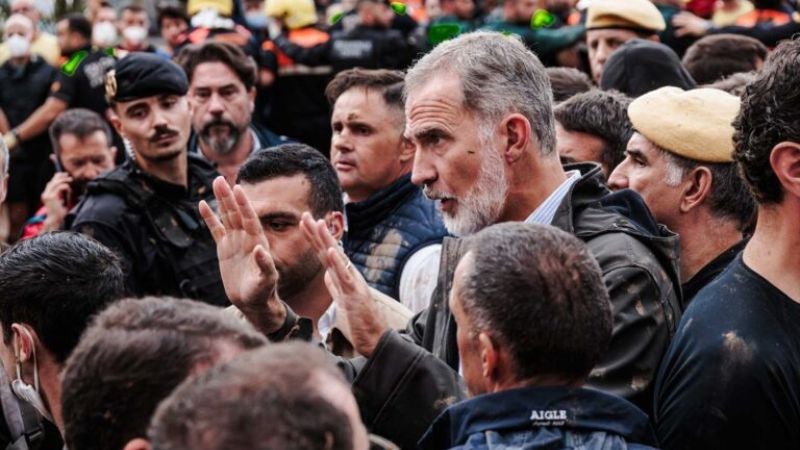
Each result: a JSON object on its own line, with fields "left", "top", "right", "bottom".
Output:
{"left": 205, "top": 31, "right": 682, "bottom": 448}
{"left": 70, "top": 53, "right": 227, "bottom": 306}
{"left": 326, "top": 68, "right": 448, "bottom": 312}
{"left": 176, "top": 41, "right": 288, "bottom": 185}
{"left": 418, "top": 223, "right": 658, "bottom": 450}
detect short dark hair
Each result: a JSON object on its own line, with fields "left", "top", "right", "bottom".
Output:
{"left": 0, "top": 232, "right": 124, "bottom": 364}
{"left": 61, "top": 297, "right": 267, "bottom": 450}
{"left": 663, "top": 151, "right": 756, "bottom": 231}
{"left": 157, "top": 3, "right": 190, "bottom": 26}
{"left": 733, "top": 38, "right": 800, "bottom": 205}
{"left": 175, "top": 41, "right": 258, "bottom": 90}
{"left": 60, "top": 13, "right": 92, "bottom": 41}
{"left": 149, "top": 342, "right": 354, "bottom": 450}
{"left": 554, "top": 90, "right": 632, "bottom": 172}
{"left": 682, "top": 34, "right": 767, "bottom": 85}
{"left": 325, "top": 68, "right": 405, "bottom": 113}
{"left": 546, "top": 67, "right": 593, "bottom": 104}
{"left": 459, "top": 223, "right": 612, "bottom": 382}
{"left": 703, "top": 71, "right": 757, "bottom": 97}
{"left": 49, "top": 108, "right": 113, "bottom": 154}
{"left": 237, "top": 143, "right": 344, "bottom": 216}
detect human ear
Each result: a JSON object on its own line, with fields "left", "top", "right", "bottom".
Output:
{"left": 500, "top": 114, "right": 531, "bottom": 163}
{"left": 122, "top": 438, "right": 151, "bottom": 450}
{"left": 770, "top": 142, "right": 800, "bottom": 199}
{"left": 679, "top": 166, "right": 713, "bottom": 214}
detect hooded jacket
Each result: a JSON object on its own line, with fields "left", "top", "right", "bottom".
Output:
{"left": 339, "top": 164, "right": 682, "bottom": 448}
{"left": 418, "top": 386, "right": 659, "bottom": 450}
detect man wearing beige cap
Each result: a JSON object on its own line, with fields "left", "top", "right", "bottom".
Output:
{"left": 586, "top": 0, "right": 666, "bottom": 83}
{"left": 608, "top": 86, "right": 754, "bottom": 305}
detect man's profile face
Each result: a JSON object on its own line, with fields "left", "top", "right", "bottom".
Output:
{"left": 57, "top": 131, "right": 116, "bottom": 197}
{"left": 189, "top": 62, "right": 254, "bottom": 157}
{"left": 113, "top": 94, "right": 192, "bottom": 165}
{"left": 330, "top": 88, "right": 409, "bottom": 202}
{"left": 555, "top": 121, "right": 610, "bottom": 176}
{"left": 160, "top": 17, "right": 188, "bottom": 48}
{"left": 608, "top": 132, "right": 684, "bottom": 229}
{"left": 586, "top": 28, "right": 640, "bottom": 83}
{"left": 239, "top": 175, "right": 324, "bottom": 301}
{"left": 406, "top": 72, "right": 508, "bottom": 236}
{"left": 56, "top": 20, "right": 76, "bottom": 55}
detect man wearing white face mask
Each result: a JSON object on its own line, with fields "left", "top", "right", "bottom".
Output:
{"left": 0, "top": 14, "right": 59, "bottom": 241}
{"left": 116, "top": 4, "right": 170, "bottom": 59}
{"left": 0, "top": 232, "right": 125, "bottom": 445}
{"left": 92, "top": 3, "right": 119, "bottom": 49}
{"left": 0, "top": 0, "right": 60, "bottom": 66}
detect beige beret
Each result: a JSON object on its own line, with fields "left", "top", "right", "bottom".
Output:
{"left": 587, "top": 0, "right": 666, "bottom": 32}
{"left": 628, "top": 87, "right": 740, "bottom": 163}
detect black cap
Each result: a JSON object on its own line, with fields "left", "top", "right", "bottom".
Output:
{"left": 600, "top": 39, "right": 696, "bottom": 98}
{"left": 105, "top": 53, "right": 188, "bottom": 103}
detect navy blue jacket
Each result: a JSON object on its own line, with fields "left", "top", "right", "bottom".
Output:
{"left": 419, "top": 386, "right": 659, "bottom": 450}
{"left": 343, "top": 174, "right": 448, "bottom": 299}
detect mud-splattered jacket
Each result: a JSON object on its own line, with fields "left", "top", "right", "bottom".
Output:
{"left": 418, "top": 386, "right": 659, "bottom": 450}
{"left": 343, "top": 174, "right": 448, "bottom": 299}
{"left": 337, "top": 164, "right": 682, "bottom": 448}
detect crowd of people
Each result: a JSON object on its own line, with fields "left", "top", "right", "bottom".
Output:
{"left": 0, "top": 0, "right": 798, "bottom": 448}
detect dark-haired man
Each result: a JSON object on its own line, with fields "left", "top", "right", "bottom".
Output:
{"left": 70, "top": 53, "right": 227, "bottom": 305}
{"left": 61, "top": 296, "right": 267, "bottom": 450}
{"left": 609, "top": 87, "right": 754, "bottom": 304}
{"left": 201, "top": 143, "right": 410, "bottom": 353}
{"left": 681, "top": 33, "right": 766, "bottom": 85}
{"left": 22, "top": 109, "right": 117, "bottom": 238}
{"left": 555, "top": 90, "right": 631, "bottom": 178}
{"left": 326, "top": 68, "right": 447, "bottom": 311}
{"left": 0, "top": 232, "right": 125, "bottom": 434}
{"left": 654, "top": 37, "right": 800, "bottom": 450}
{"left": 175, "top": 41, "right": 288, "bottom": 184}
{"left": 419, "top": 223, "right": 658, "bottom": 449}
{"left": 149, "top": 342, "right": 370, "bottom": 450}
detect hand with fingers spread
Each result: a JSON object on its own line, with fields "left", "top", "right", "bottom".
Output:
{"left": 200, "top": 176, "right": 287, "bottom": 335}
{"left": 300, "top": 212, "right": 388, "bottom": 357}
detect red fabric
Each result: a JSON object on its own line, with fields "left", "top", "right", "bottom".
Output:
{"left": 686, "top": 0, "right": 717, "bottom": 18}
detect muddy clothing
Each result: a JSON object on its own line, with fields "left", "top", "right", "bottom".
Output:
{"left": 69, "top": 154, "right": 228, "bottom": 305}
{"left": 681, "top": 239, "right": 746, "bottom": 306}
{"left": 334, "top": 164, "right": 681, "bottom": 448}
{"left": 343, "top": 174, "right": 448, "bottom": 300}
{"left": 419, "top": 386, "right": 658, "bottom": 450}
{"left": 654, "top": 255, "right": 800, "bottom": 450}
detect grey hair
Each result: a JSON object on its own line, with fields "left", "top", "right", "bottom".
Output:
{"left": 405, "top": 31, "right": 557, "bottom": 155}
{"left": 0, "top": 137, "right": 8, "bottom": 178}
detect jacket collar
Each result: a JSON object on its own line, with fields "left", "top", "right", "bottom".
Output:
{"left": 419, "top": 386, "right": 657, "bottom": 449}
{"left": 344, "top": 173, "right": 417, "bottom": 230}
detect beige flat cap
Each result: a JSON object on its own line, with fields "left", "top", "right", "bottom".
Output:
{"left": 628, "top": 87, "right": 740, "bottom": 163}
{"left": 587, "top": 0, "right": 666, "bottom": 32}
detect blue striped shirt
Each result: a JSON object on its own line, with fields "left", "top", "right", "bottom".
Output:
{"left": 524, "top": 171, "right": 581, "bottom": 225}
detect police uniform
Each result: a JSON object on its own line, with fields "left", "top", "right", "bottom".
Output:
{"left": 69, "top": 54, "right": 228, "bottom": 306}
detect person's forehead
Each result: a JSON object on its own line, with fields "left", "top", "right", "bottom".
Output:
{"left": 627, "top": 131, "right": 663, "bottom": 158}
{"left": 59, "top": 130, "right": 110, "bottom": 149}
{"left": 4, "top": 18, "right": 32, "bottom": 34}
{"left": 10, "top": 0, "right": 34, "bottom": 13}
{"left": 586, "top": 28, "right": 638, "bottom": 42}
{"left": 333, "top": 88, "right": 399, "bottom": 119}
{"left": 122, "top": 9, "right": 148, "bottom": 20}
{"left": 119, "top": 94, "right": 181, "bottom": 111}
{"left": 405, "top": 74, "right": 467, "bottom": 134}
{"left": 239, "top": 175, "right": 313, "bottom": 214}
{"left": 192, "top": 62, "right": 245, "bottom": 88}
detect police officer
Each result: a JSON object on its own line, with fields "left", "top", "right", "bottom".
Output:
{"left": 70, "top": 53, "right": 228, "bottom": 306}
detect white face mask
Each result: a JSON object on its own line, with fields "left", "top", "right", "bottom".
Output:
{"left": 122, "top": 26, "right": 148, "bottom": 45}
{"left": 5, "top": 35, "right": 31, "bottom": 58}
{"left": 93, "top": 21, "right": 118, "bottom": 47}
{"left": 10, "top": 329, "right": 53, "bottom": 423}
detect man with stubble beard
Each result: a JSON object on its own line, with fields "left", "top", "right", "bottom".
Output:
{"left": 70, "top": 53, "right": 228, "bottom": 306}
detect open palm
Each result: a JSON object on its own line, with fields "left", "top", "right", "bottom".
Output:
{"left": 200, "top": 177, "right": 279, "bottom": 312}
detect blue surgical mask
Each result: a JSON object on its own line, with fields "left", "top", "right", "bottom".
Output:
{"left": 245, "top": 11, "right": 268, "bottom": 29}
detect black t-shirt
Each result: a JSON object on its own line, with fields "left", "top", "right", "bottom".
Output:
{"left": 50, "top": 46, "right": 115, "bottom": 116}
{"left": 654, "top": 255, "right": 800, "bottom": 450}
{"left": 0, "top": 57, "right": 58, "bottom": 162}
{"left": 681, "top": 239, "right": 747, "bottom": 306}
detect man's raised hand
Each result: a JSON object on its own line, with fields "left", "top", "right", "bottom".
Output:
{"left": 199, "top": 176, "right": 286, "bottom": 334}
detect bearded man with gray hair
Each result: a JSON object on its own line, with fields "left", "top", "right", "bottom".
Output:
{"left": 205, "top": 31, "right": 682, "bottom": 448}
